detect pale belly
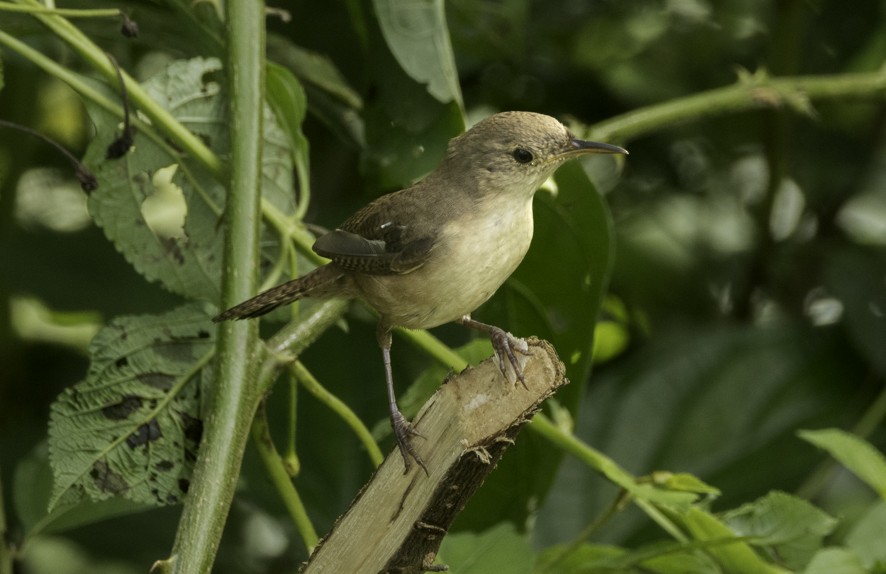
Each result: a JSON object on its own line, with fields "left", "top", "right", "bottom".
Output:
{"left": 355, "top": 198, "right": 535, "bottom": 329}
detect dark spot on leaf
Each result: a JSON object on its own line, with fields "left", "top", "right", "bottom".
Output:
{"left": 115, "top": 356, "right": 129, "bottom": 368}
{"left": 155, "top": 460, "right": 174, "bottom": 472}
{"left": 166, "top": 494, "right": 179, "bottom": 504}
{"left": 181, "top": 412, "right": 203, "bottom": 444}
{"left": 102, "top": 395, "right": 142, "bottom": 420}
{"left": 137, "top": 371, "right": 176, "bottom": 390}
{"left": 90, "top": 460, "right": 128, "bottom": 494}
{"left": 197, "top": 330, "right": 210, "bottom": 339}
{"left": 162, "top": 237, "right": 186, "bottom": 265}
{"left": 127, "top": 419, "right": 163, "bottom": 448}
{"left": 178, "top": 478, "right": 190, "bottom": 493}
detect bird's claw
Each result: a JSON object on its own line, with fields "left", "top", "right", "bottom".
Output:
{"left": 489, "top": 328, "right": 530, "bottom": 389}
{"left": 391, "top": 410, "right": 428, "bottom": 475}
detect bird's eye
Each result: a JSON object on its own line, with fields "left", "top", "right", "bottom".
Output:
{"left": 512, "top": 147, "right": 534, "bottom": 164}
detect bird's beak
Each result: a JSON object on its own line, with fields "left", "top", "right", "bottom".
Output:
{"left": 560, "top": 138, "right": 628, "bottom": 159}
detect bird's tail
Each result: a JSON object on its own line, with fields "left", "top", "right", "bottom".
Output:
{"left": 213, "top": 265, "right": 347, "bottom": 322}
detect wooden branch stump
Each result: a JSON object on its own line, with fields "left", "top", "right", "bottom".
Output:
{"left": 300, "top": 337, "right": 567, "bottom": 574}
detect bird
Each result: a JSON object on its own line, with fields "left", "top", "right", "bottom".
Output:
{"left": 213, "top": 111, "right": 627, "bottom": 473}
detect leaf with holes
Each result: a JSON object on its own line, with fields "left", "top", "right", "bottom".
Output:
{"left": 82, "top": 56, "right": 294, "bottom": 302}
{"left": 47, "top": 303, "right": 214, "bottom": 511}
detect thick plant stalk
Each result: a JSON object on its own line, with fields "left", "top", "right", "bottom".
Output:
{"left": 162, "top": 1, "right": 267, "bottom": 572}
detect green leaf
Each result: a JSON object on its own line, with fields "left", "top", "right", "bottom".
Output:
{"left": 652, "top": 472, "right": 721, "bottom": 497}
{"left": 536, "top": 544, "right": 628, "bottom": 574}
{"left": 83, "top": 56, "right": 294, "bottom": 301}
{"left": 537, "top": 540, "right": 725, "bottom": 574}
{"left": 267, "top": 62, "right": 309, "bottom": 163}
{"left": 722, "top": 491, "right": 837, "bottom": 569}
{"left": 803, "top": 548, "right": 867, "bottom": 574}
{"left": 799, "top": 428, "right": 886, "bottom": 498}
{"left": 846, "top": 500, "right": 886, "bottom": 570}
{"left": 372, "top": 0, "right": 463, "bottom": 106}
{"left": 48, "top": 303, "right": 214, "bottom": 511}
{"left": 438, "top": 522, "right": 534, "bottom": 574}
{"left": 266, "top": 35, "right": 363, "bottom": 109}
{"left": 267, "top": 61, "right": 311, "bottom": 218}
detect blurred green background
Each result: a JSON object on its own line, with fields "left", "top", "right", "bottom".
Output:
{"left": 1, "top": 0, "right": 885, "bottom": 572}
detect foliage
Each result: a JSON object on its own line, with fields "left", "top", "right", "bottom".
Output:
{"left": 1, "top": 1, "right": 885, "bottom": 573}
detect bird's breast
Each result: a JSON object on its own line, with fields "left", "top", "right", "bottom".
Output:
{"left": 355, "top": 196, "right": 535, "bottom": 330}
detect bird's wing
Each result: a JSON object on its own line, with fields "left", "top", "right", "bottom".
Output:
{"left": 313, "top": 193, "right": 436, "bottom": 275}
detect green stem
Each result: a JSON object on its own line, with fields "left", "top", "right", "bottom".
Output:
{"left": 588, "top": 70, "right": 886, "bottom": 143}
{"left": 293, "top": 361, "right": 384, "bottom": 467}
{"left": 167, "top": 1, "right": 266, "bottom": 572}
{"left": 530, "top": 414, "right": 636, "bottom": 491}
{"left": 251, "top": 402, "right": 318, "bottom": 551}
{"left": 285, "top": 370, "right": 301, "bottom": 476}
{"left": 0, "top": 2, "right": 119, "bottom": 17}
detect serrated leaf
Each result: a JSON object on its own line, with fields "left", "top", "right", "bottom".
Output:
{"left": 799, "top": 428, "right": 886, "bottom": 498}
{"left": 14, "top": 443, "right": 153, "bottom": 538}
{"left": 723, "top": 491, "right": 837, "bottom": 569}
{"left": 48, "top": 303, "right": 214, "bottom": 511}
{"left": 83, "top": 56, "right": 294, "bottom": 301}
{"left": 373, "top": 0, "right": 462, "bottom": 106}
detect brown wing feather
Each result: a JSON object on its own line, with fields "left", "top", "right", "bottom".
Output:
{"left": 313, "top": 189, "right": 437, "bottom": 275}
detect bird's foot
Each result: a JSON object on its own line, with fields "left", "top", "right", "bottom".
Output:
{"left": 391, "top": 410, "right": 428, "bottom": 475}
{"left": 488, "top": 327, "right": 530, "bottom": 389}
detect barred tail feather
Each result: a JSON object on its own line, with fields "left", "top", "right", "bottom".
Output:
{"left": 213, "top": 265, "right": 347, "bottom": 322}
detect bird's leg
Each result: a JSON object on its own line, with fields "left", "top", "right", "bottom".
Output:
{"left": 378, "top": 324, "right": 428, "bottom": 475}
{"left": 458, "top": 315, "right": 530, "bottom": 389}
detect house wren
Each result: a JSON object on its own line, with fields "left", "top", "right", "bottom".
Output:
{"left": 214, "top": 111, "right": 627, "bottom": 473}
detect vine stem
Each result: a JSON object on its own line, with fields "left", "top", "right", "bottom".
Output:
{"left": 587, "top": 69, "right": 886, "bottom": 143}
